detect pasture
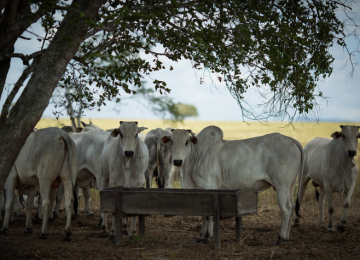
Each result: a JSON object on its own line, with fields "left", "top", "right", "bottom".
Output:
{"left": 1, "top": 118, "right": 360, "bottom": 259}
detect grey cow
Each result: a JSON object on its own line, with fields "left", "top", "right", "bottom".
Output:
{"left": 144, "top": 128, "right": 174, "bottom": 188}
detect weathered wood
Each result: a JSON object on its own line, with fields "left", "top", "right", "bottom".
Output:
{"left": 213, "top": 193, "right": 221, "bottom": 250}
{"left": 100, "top": 187, "right": 258, "bottom": 250}
{"left": 236, "top": 216, "right": 242, "bottom": 244}
{"left": 138, "top": 215, "right": 145, "bottom": 237}
{"left": 115, "top": 192, "right": 122, "bottom": 246}
{"left": 101, "top": 188, "right": 257, "bottom": 217}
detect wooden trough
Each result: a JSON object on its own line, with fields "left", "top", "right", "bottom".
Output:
{"left": 100, "top": 187, "right": 258, "bottom": 250}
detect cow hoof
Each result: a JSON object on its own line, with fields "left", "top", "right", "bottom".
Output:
{"left": 101, "top": 225, "right": 106, "bottom": 231}
{"left": 0, "top": 228, "right": 8, "bottom": 235}
{"left": 274, "top": 235, "right": 287, "bottom": 246}
{"left": 109, "top": 233, "right": 115, "bottom": 240}
{"left": 53, "top": 212, "right": 58, "bottom": 220}
{"left": 39, "top": 233, "right": 48, "bottom": 239}
{"left": 122, "top": 230, "right": 129, "bottom": 236}
{"left": 63, "top": 232, "right": 72, "bottom": 242}
{"left": 9, "top": 220, "right": 13, "bottom": 226}
{"left": 24, "top": 227, "right": 33, "bottom": 235}
{"left": 87, "top": 212, "right": 95, "bottom": 217}
{"left": 327, "top": 229, "right": 335, "bottom": 233}
{"left": 337, "top": 225, "right": 346, "bottom": 233}
{"left": 202, "top": 239, "right": 210, "bottom": 244}
{"left": 195, "top": 238, "right": 204, "bottom": 243}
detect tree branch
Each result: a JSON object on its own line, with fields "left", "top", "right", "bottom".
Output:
{"left": 0, "top": 63, "right": 36, "bottom": 121}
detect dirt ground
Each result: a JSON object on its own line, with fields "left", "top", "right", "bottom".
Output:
{"left": 1, "top": 199, "right": 360, "bottom": 260}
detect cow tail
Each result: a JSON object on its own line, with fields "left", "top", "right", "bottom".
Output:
{"left": 61, "top": 133, "right": 78, "bottom": 216}
{"left": 292, "top": 139, "right": 304, "bottom": 219}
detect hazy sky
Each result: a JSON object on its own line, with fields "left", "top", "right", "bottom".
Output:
{"left": 2, "top": 3, "right": 360, "bottom": 123}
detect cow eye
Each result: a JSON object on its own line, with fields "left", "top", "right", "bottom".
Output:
{"left": 135, "top": 133, "right": 138, "bottom": 138}
{"left": 185, "top": 140, "right": 188, "bottom": 145}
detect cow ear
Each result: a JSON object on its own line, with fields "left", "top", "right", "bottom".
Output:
{"left": 111, "top": 128, "right": 120, "bottom": 137}
{"left": 138, "top": 127, "right": 147, "bottom": 133}
{"left": 76, "top": 127, "right": 83, "bottom": 133}
{"left": 134, "top": 121, "right": 138, "bottom": 125}
{"left": 190, "top": 136, "right": 198, "bottom": 144}
{"left": 161, "top": 136, "right": 172, "bottom": 144}
{"left": 331, "top": 131, "right": 341, "bottom": 139}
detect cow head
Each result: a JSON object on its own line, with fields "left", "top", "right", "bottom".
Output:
{"left": 111, "top": 121, "right": 147, "bottom": 158}
{"left": 162, "top": 129, "right": 197, "bottom": 167}
{"left": 331, "top": 125, "right": 360, "bottom": 158}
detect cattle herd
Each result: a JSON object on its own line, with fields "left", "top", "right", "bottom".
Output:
{"left": 0, "top": 121, "right": 359, "bottom": 249}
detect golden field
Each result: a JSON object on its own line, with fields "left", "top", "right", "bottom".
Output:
{"left": 37, "top": 118, "right": 360, "bottom": 207}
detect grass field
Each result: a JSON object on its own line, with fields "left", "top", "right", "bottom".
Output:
{"left": 37, "top": 118, "right": 360, "bottom": 209}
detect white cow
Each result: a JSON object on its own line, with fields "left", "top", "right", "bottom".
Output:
{"left": 52, "top": 124, "right": 99, "bottom": 218}
{"left": 144, "top": 128, "right": 174, "bottom": 188}
{"left": 66, "top": 123, "right": 109, "bottom": 217}
{"left": 0, "top": 128, "right": 77, "bottom": 241}
{"left": 295, "top": 125, "right": 359, "bottom": 232}
{"left": 100, "top": 121, "right": 149, "bottom": 240}
{"left": 162, "top": 126, "right": 303, "bottom": 245}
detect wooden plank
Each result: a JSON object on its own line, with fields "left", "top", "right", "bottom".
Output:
{"left": 213, "top": 193, "right": 221, "bottom": 250}
{"left": 100, "top": 189, "right": 117, "bottom": 213}
{"left": 138, "top": 215, "right": 145, "bottom": 237}
{"left": 115, "top": 192, "right": 122, "bottom": 246}
{"left": 236, "top": 190, "right": 258, "bottom": 216}
{"left": 121, "top": 191, "right": 215, "bottom": 216}
{"left": 236, "top": 216, "right": 242, "bottom": 244}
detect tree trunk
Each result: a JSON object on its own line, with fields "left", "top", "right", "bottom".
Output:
{"left": 0, "top": 0, "right": 105, "bottom": 188}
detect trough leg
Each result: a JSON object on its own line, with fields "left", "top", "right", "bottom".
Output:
{"left": 115, "top": 212, "right": 122, "bottom": 246}
{"left": 213, "top": 193, "right": 220, "bottom": 250}
{"left": 236, "top": 216, "right": 242, "bottom": 245}
{"left": 139, "top": 215, "right": 145, "bottom": 237}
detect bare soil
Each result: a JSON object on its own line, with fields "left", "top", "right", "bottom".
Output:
{"left": 1, "top": 200, "right": 360, "bottom": 260}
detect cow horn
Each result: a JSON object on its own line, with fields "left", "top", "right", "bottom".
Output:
{"left": 120, "top": 121, "right": 123, "bottom": 124}
{"left": 340, "top": 125, "right": 344, "bottom": 129}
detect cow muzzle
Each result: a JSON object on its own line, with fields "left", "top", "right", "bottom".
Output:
{"left": 124, "top": 151, "right": 134, "bottom": 157}
{"left": 348, "top": 150, "right": 357, "bottom": 157}
{"left": 173, "top": 160, "right": 183, "bottom": 167}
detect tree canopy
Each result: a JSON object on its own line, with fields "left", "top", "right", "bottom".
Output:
{"left": 0, "top": 0, "right": 359, "bottom": 187}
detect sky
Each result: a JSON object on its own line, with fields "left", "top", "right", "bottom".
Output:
{"left": 2, "top": 3, "right": 360, "bottom": 123}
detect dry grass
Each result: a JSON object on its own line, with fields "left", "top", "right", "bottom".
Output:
{"left": 37, "top": 118, "right": 360, "bottom": 209}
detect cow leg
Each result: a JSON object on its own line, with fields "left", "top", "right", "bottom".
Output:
{"left": 294, "top": 175, "right": 311, "bottom": 226}
{"left": 24, "top": 187, "right": 37, "bottom": 235}
{"left": 97, "top": 177, "right": 108, "bottom": 232}
{"left": 61, "top": 178, "right": 74, "bottom": 241}
{"left": 35, "top": 195, "right": 43, "bottom": 221}
{"left": 324, "top": 184, "right": 335, "bottom": 232}
{"left": 54, "top": 182, "right": 64, "bottom": 218}
{"left": 48, "top": 187, "right": 58, "bottom": 220}
{"left": 71, "top": 184, "right": 79, "bottom": 217}
{"left": 275, "top": 189, "right": 292, "bottom": 246}
{"left": 203, "top": 216, "right": 213, "bottom": 244}
{"left": 196, "top": 216, "right": 208, "bottom": 243}
{"left": 337, "top": 183, "right": 355, "bottom": 233}
{"left": 82, "top": 188, "right": 94, "bottom": 216}
{"left": 0, "top": 175, "right": 17, "bottom": 234}
{"left": 286, "top": 184, "right": 296, "bottom": 240}
{"left": 128, "top": 216, "right": 137, "bottom": 239}
{"left": 38, "top": 181, "right": 52, "bottom": 239}
{"left": 317, "top": 186, "right": 326, "bottom": 228}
